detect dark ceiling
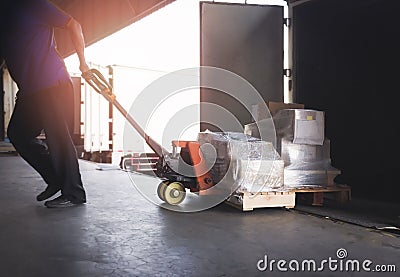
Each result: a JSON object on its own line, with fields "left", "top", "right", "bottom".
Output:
{"left": 49, "top": 0, "right": 383, "bottom": 58}
{"left": 50, "top": 0, "right": 176, "bottom": 57}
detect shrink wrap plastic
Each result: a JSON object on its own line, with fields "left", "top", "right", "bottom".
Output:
{"left": 197, "top": 131, "right": 284, "bottom": 193}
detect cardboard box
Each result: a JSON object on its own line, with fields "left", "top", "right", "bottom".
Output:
{"left": 251, "top": 101, "right": 304, "bottom": 121}
{"left": 274, "top": 109, "right": 325, "bottom": 145}
{"left": 267, "top": 101, "right": 305, "bottom": 116}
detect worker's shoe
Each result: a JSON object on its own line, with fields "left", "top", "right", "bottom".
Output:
{"left": 44, "top": 195, "right": 85, "bottom": 208}
{"left": 36, "top": 185, "right": 61, "bottom": 201}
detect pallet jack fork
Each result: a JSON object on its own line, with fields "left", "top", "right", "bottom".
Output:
{"left": 82, "top": 69, "right": 214, "bottom": 205}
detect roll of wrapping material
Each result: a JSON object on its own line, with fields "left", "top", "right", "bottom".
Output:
{"left": 280, "top": 137, "right": 330, "bottom": 166}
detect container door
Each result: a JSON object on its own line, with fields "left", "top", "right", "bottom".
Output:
{"left": 200, "top": 1, "right": 285, "bottom": 131}
{"left": 0, "top": 68, "right": 4, "bottom": 140}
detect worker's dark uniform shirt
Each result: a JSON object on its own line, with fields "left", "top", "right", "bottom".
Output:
{"left": 2, "top": 0, "right": 72, "bottom": 95}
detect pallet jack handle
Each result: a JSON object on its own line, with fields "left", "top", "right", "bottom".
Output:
{"left": 81, "top": 69, "right": 168, "bottom": 158}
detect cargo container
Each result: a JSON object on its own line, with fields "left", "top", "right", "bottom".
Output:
{"left": 2, "top": 0, "right": 398, "bottom": 202}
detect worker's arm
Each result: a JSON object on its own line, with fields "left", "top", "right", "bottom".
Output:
{"left": 65, "top": 18, "right": 90, "bottom": 73}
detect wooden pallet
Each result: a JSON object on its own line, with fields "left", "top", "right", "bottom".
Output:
{"left": 226, "top": 191, "right": 296, "bottom": 211}
{"left": 294, "top": 184, "right": 351, "bottom": 206}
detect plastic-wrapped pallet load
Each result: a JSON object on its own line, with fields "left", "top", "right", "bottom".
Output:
{"left": 197, "top": 131, "right": 284, "bottom": 193}
{"left": 273, "top": 108, "right": 340, "bottom": 188}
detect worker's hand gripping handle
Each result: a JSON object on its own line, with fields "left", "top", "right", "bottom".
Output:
{"left": 81, "top": 69, "right": 114, "bottom": 98}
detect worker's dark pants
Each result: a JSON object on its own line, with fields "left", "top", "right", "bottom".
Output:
{"left": 7, "top": 82, "right": 86, "bottom": 203}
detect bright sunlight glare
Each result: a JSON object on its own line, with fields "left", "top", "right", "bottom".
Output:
{"left": 63, "top": 0, "right": 288, "bottom": 156}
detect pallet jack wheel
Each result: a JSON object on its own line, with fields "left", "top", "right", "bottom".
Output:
{"left": 162, "top": 182, "right": 186, "bottom": 205}
{"left": 157, "top": 181, "right": 170, "bottom": 201}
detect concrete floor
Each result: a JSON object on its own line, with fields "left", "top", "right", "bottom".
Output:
{"left": 0, "top": 154, "right": 399, "bottom": 276}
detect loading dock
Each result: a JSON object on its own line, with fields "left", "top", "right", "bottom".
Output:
{"left": 1, "top": 0, "right": 399, "bottom": 276}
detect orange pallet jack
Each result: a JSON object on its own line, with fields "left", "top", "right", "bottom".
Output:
{"left": 82, "top": 69, "right": 214, "bottom": 205}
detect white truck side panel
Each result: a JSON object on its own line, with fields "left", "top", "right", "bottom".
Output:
{"left": 65, "top": 0, "right": 203, "bottom": 164}
{"left": 111, "top": 66, "right": 165, "bottom": 155}
{"left": 83, "top": 65, "right": 111, "bottom": 153}
{"left": 110, "top": 65, "right": 201, "bottom": 165}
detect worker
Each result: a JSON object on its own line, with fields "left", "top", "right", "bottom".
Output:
{"left": 0, "top": 0, "right": 89, "bottom": 208}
